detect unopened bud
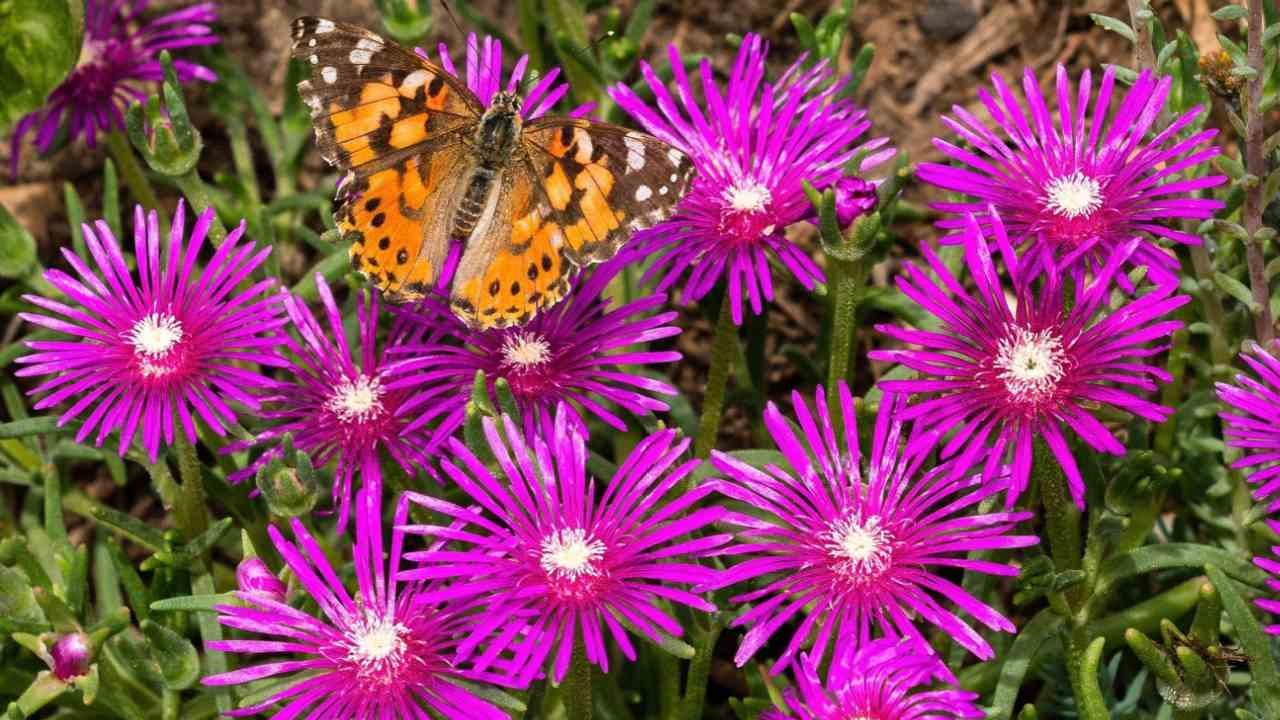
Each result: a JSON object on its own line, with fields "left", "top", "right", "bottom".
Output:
{"left": 50, "top": 632, "right": 92, "bottom": 681}
{"left": 236, "top": 557, "right": 287, "bottom": 603}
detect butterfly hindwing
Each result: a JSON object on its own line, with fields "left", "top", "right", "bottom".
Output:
{"left": 341, "top": 143, "right": 475, "bottom": 300}
{"left": 448, "top": 167, "right": 574, "bottom": 328}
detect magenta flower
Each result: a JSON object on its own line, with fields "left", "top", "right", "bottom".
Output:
{"left": 415, "top": 32, "right": 586, "bottom": 120}
{"left": 226, "top": 275, "right": 435, "bottom": 532}
{"left": 918, "top": 65, "right": 1225, "bottom": 282}
{"left": 16, "top": 203, "right": 284, "bottom": 463}
{"left": 1217, "top": 340, "right": 1280, "bottom": 512}
{"left": 8, "top": 0, "right": 218, "bottom": 177}
{"left": 763, "top": 639, "right": 983, "bottom": 720}
{"left": 868, "top": 214, "right": 1189, "bottom": 507}
{"left": 204, "top": 487, "right": 518, "bottom": 719}
{"left": 388, "top": 255, "right": 680, "bottom": 449}
{"left": 1254, "top": 520, "right": 1280, "bottom": 635}
{"left": 709, "top": 383, "right": 1036, "bottom": 673}
{"left": 398, "top": 403, "right": 730, "bottom": 684}
{"left": 609, "top": 34, "right": 894, "bottom": 324}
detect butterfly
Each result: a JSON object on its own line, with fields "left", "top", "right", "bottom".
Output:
{"left": 290, "top": 17, "right": 696, "bottom": 329}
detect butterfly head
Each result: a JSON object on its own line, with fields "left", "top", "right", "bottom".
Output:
{"left": 476, "top": 92, "right": 524, "bottom": 162}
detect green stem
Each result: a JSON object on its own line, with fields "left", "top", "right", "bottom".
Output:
{"left": 564, "top": 642, "right": 592, "bottom": 720}
{"left": 172, "top": 434, "right": 209, "bottom": 542}
{"left": 826, "top": 252, "right": 869, "bottom": 401}
{"left": 173, "top": 171, "right": 228, "bottom": 246}
{"left": 1036, "top": 441, "right": 1081, "bottom": 579}
{"left": 680, "top": 618, "right": 723, "bottom": 720}
{"left": 105, "top": 132, "right": 162, "bottom": 213}
{"left": 524, "top": 679, "right": 546, "bottom": 719}
{"left": 693, "top": 299, "right": 738, "bottom": 460}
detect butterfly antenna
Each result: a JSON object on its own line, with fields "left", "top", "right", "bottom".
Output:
{"left": 437, "top": 0, "right": 466, "bottom": 38}
{"left": 520, "top": 30, "right": 616, "bottom": 96}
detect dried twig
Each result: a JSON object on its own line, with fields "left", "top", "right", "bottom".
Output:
{"left": 1243, "top": 0, "right": 1275, "bottom": 343}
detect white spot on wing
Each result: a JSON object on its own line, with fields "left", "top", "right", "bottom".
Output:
{"left": 624, "top": 134, "right": 647, "bottom": 172}
{"left": 400, "top": 70, "right": 429, "bottom": 93}
{"left": 308, "top": 38, "right": 316, "bottom": 48}
{"left": 659, "top": 186, "right": 669, "bottom": 195}
{"left": 316, "top": 19, "right": 335, "bottom": 34}
{"left": 309, "top": 54, "right": 318, "bottom": 64}
{"left": 322, "top": 66, "right": 338, "bottom": 84}
{"left": 667, "top": 148, "right": 683, "bottom": 165}
{"left": 635, "top": 185, "right": 653, "bottom": 201}
{"left": 573, "top": 129, "right": 594, "bottom": 164}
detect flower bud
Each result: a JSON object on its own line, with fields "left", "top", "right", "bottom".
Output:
{"left": 255, "top": 449, "right": 320, "bottom": 518}
{"left": 50, "top": 632, "right": 92, "bottom": 681}
{"left": 826, "top": 176, "right": 878, "bottom": 228}
{"left": 236, "top": 557, "right": 287, "bottom": 603}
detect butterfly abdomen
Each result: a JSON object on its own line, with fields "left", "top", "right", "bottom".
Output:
{"left": 452, "top": 165, "right": 499, "bottom": 239}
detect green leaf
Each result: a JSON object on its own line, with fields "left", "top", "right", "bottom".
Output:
{"left": 1212, "top": 5, "right": 1248, "bottom": 21}
{"left": 0, "top": 565, "right": 49, "bottom": 634}
{"left": 0, "top": 0, "right": 81, "bottom": 134}
{"left": 1089, "top": 14, "right": 1136, "bottom": 43}
{"left": 149, "top": 593, "right": 238, "bottom": 613}
{"left": 1214, "top": 271, "right": 1261, "bottom": 311}
{"left": 62, "top": 492, "right": 168, "bottom": 553}
{"left": 990, "top": 609, "right": 1062, "bottom": 719}
{"left": 1205, "top": 564, "right": 1280, "bottom": 716}
{"left": 0, "top": 202, "right": 37, "bottom": 279}
{"left": 140, "top": 620, "right": 200, "bottom": 690}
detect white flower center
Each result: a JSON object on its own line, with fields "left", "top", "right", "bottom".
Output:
{"left": 540, "top": 527, "right": 606, "bottom": 580}
{"left": 994, "top": 327, "right": 1067, "bottom": 402}
{"left": 824, "top": 515, "right": 892, "bottom": 580}
{"left": 344, "top": 611, "right": 408, "bottom": 679}
{"left": 326, "top": 375, "right": 385, "bottom": 423}
{"left": 1043, "top": 170, "right": 1103, "bottom": 219}
{"left": 723, "top": 181, "right": 772, "bottom": 213}
{"left": 501, "top": 332, "right": 552, "bottom": 368}
{"left": 127, "top": 313, "right": 184, "bottom": 357}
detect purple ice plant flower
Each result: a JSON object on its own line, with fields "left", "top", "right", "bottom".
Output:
{"left": 763, "top": 639, "right": 983, "bottom": 720}
{"left": 708, "top": 382, "right": 1036, "bottom": 674}
{"left": 226, "top": 275, "right": 435, "bottom": 532}
{"left": 387, "top": 255, "right": 680, "bottom": 449}
{"left": 868, "top": 213, "right": 1189, "bottom": 508}
{"left": 8, "top": 0, "right": 218, "bottom": 177}
{"left": 415, "top": 32, "right": 588, "bottom": 120}
{"left": 609, "top": 33, "right": 894, "bottom": 324}
{"left": 16, "top": 203, "right": 285, "bottom": 463}
{"left": 398, "top": 403, "right": 730, "bottom": 684}
{"left": 1254, "top": 520, "right": 1280, "bottom": 635}
{"left": 918, "top": 65, "right": 1225, "bottom": 283}
{"left": 204, "top": 487, "right": 518, "bottom": 719}
{"left": 1216, "top": 340, "right": 1280, "bottom": 512}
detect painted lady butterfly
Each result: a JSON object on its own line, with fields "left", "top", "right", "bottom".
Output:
{"left": 290, "top": 17, "right": 695, "bottom": 329}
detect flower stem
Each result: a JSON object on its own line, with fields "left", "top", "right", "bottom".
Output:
{"left": 105, "top": 131, "right": 162, "bottom": 213}
{"left": 173, "top": 171, "right": 228, "bottom": 247}
{"left": 564, "top": 643, "right": 592, "bottom": 720}
{"left": 694, "top": 299, "right": 737, "bottom": 459}
{"left": 826, "top": 250, "right": 869, "bottom": 408}
{"left": 680, "top": 618, "right": 723, "bottom": 720}
{"left": 1243, "top": 0, "right": 1275, "bottom": 344}
{"left": 1035, "top": 440, "right": 1081, "bottom": 578}
{"left": 173, "top": 433, "right": 210, "bottom": 543}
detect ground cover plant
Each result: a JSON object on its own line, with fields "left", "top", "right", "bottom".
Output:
{"left": 1, "top": 0, "right": 1279, "bottom": 718}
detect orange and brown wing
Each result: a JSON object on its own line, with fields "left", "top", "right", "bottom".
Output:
{"left": 447, "top": 120, "right": 697, "bottom": 330}
{"left": 448, "top": 168, "right": 574, "bottom": 329}
{"left": 290, "top": 16, "right": 480, "bottom": 300}
{"left": 521, "top": 119, "right": 696, "bottom": 266}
